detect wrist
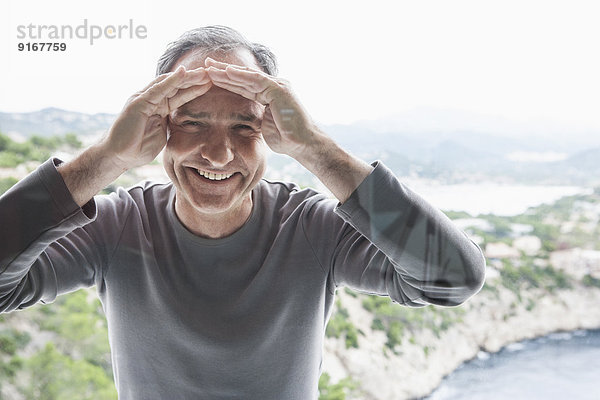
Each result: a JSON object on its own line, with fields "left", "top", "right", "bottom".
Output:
{"left": 57, "top": 143, "right": 126, "bottom": 207}
{"left": 288, "top": 126, "right": 331, "bottom": 167}
{"left": 95, "top": 138, "right": 131, "bottom": 176}
{"left": 290, "top": 130, "right": 374, "bottom": 203}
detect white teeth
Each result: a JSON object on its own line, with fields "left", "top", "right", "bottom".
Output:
{"left": 196, "top": 169, "right": 234, "bottom": 181}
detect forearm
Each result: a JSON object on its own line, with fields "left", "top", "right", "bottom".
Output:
{"left": 57, "top": 141, "right": 126, "bottom": 207}
{"left": 0, "top": 159, "right": 95, "bottom": 312}
{"left": 334, "top": 162, "right": 486, "bottom": 306}
{"left": 294, "top": 128, "right": 374, "bottom": 203}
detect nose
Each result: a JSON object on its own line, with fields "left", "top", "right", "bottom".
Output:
{"left": 199, "top": 131, "right": 234, "bottom": 167}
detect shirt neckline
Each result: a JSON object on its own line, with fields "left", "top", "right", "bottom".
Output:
{"left": 167, "top": 182, "right": 263, "bottom": 247}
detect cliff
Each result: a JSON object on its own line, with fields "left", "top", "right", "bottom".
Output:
{"left": 317, "top": 188, "right": 600, "bottom": 399}
{"left": 322, "top": 282, "right": 600, "bottom": 400}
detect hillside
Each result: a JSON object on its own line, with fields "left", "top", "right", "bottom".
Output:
{"left": 1, "top": 121, "right": 600, "bottom": 399}
{"left": 2, "top": 108, "right": 600, "bottom": 186}
{"left": 0, "top": 108, "right": 115, "bottom": 139}
{"left": 2, "top": 187, "right": 599, "bottom": 399}
{"left": 321, "top": 190, "right": 600, "bottom": 399}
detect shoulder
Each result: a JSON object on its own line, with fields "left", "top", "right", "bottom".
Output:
{"left": 258, "top": 178, "right": 329, "bottom": 205}
{"left": 95, "top": 180, "right": 173, "bottom": 215}
{"left": 256, "top": 178, "right": 338, "bottom": 222}
{"left": 124, "top": 180, "right": 173, "bottom": 201}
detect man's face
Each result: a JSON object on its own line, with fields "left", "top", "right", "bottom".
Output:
{"left": 163, "top": 48, "right": 267, "bottom": 219}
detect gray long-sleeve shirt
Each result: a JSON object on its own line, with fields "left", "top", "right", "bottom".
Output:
{"left": 0, "top": 159, "right": 485, "bottom": 399}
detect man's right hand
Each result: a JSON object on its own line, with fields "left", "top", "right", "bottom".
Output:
{"left": 58, "top": 66, "right": 212, "bottom": 207}
{"left": 104, "top": 65, "right": 212, "bottom": 171}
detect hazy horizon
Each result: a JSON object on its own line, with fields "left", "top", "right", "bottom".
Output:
{"left": 2, "top": 0, "right": 599, "bottom": 129}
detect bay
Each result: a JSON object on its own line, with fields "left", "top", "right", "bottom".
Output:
{"left": 425, "top": 329, "right": 600, "bottom": 400}
{"left": 401, "top": 180, "right": 593, "bottom": 216}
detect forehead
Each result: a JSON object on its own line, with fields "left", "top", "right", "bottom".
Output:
{"left": 171, "top": 46, "right": 261, "bottom": 72}
{"left": 174, "top": 87, "right": 263, "bottom": 121}
{"left": 171, "top": 47, "right": 264, "bottom": 119}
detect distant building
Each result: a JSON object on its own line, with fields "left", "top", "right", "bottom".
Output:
{"left": 550, "top": 248, "right": 600, "bottom": 279}
{"left": 452, "top": 218, "right": 494, "bottom": 232}
{"left": 513, "top": 236, "right": 542, "bottom": 256}
{"left": 485, "top": 242, "right": 520, "bottom": 260}
{"left": 510, "top": 223, "right": 534, "bottom": 237}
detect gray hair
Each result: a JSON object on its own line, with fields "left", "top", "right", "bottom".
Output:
{"left": 156, "top": 25, "right": 278, "bottom": 76}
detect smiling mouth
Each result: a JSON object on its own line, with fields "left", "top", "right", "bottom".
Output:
{"left": 196, "top": 169, "right": 235, "bottom": 181}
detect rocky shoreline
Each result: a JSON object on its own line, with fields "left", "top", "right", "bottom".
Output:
{"left": 322, "top": 284, "right": 600, "bottom": 400}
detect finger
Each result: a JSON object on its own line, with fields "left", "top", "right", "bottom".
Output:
{"left": 140, "top": 63, "right": 201, "bottom": 93}
{"left": 162, "top": 72, "right": 210, "bottom": 98}
{"left": 129, "top": 65, "right": 185, "bottom": 117}
{"left": 262, "top": 106, "right": 278, "bottom": 131}
{"left": 160, "top": 67, "right": 209, "bottom": 98}
{"left": 127, "top": 70, "right": 182, "bottom": 104}
{"left": 206, "top": 66, "right": 246, "bottom": 84}
{"left": 144, "top": 115, "right": 169, "bottom": 154}
{"left": 138, "top": 66, "right": 208, "bottom": 104}
{"left": 206, "top": 71, "right": 253, "bottom": 92}
{"left": 224, "top": 65, "right": 267, "bottom": 83}
{"left": 209, "top": 66, "right": 273, "bottom": 98}
{"left": 139, "top": 73, "right": 171, "bottom": 92}
{"left": 167, "top": 83, "right": 213, "bottom": 110}
{"left": 139, "top": 66, "right": 187, "bottom": 110}
{"left": 181, "top": 67, "right": 211, "bottom": 87}
{"left": 204, "top": 57, "right": 254, "bottom": 71}
{"left": 146, "top": 114, "right": 167, "bottom": 137}
{"left": 210, "top": 80, "right": 261, "bottom": 103}
{"left": 207, "top": 65, "right": 266, "bottom": 85}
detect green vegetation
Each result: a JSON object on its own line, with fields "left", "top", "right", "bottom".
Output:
{"left": 20, "top": 342, "right": 117, "bottom": 400}
{"left": 563, "top": 225, "right": 597, "bottom": 249}
{"left": 318, "top": 372, "right": 359, "bottom": 400}
{"left": 0, "top": 177, "right": 18, "bottom": 195}
{"left": 0, "top": 355, "right": 23, "bottom": 381}
{"left": 582, "top": 274, "right": 600, "bottom": 289}
{"left": 0, "top": 328, "right": 30, "bottom": 390}
{"left": 444, "top": 210, "right": 473, "bottom": 219}
{"left": 512, "top": 192, "right": 600, "bottom": 251}
{"left": 35, "top": 289, "right": 112, "bottom": 373}
{"left": 1, "top": 129, "right": 599, "bottom": 398}
{"left": 480, "top": 214, "right": 513, "bottom": 238}
{"left": 326, "top": 299, "right": 361, "bottom": 349}
{"left": 362, "top": 296, "right": 464, "bottom": 353}
{"left": 529, "top": 196, "right": 580, "bottom": 221}
{"left": 0, "top": 288, "right": 115, "bottom": 398}
{"left": 499, "top": 259, "right": 572, "bottom": 296}
{"left": 0, "top": 132, "right": 82, "bottom": 168}
{"left": 459, "top": 190, "right": 600, "bottom": 253}
{"left": 471, "top": 212, "right": 559, "bottom": 252}
{"left": 0, "top": 328, "right": 31, "bottom": 356}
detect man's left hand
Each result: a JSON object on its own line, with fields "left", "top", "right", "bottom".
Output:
{"left": 205, "top": 57, "right": 373, "bottom": 203}
{"left": 205, "top": 58, "right": 318, "bottom": 160}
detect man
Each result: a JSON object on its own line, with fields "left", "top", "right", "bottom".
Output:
{"left": 0, "top": 26, "right": 485, "bottom": 399}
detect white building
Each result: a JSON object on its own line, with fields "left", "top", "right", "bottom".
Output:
{"left": 550, "top": 248, "right": 600, "bottom": 280}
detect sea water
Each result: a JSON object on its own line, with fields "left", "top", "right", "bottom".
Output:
{"left": 426, "top": 329, "right": 600, "bottom": 400}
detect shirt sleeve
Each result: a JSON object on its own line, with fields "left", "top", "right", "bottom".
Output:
{"left": 304, "top": 161, "right": 486, "bottom": 307}
{"left": 0, "top": 158, "right": 117, "bottom": 313}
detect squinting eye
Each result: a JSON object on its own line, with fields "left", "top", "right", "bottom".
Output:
{"left": 233, "top": 124, "right": 253, "bottom": 130}
{"left": 182, "top": 121, "right": 207, "bottom": 127}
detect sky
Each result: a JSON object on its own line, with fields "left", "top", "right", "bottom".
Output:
{"left": 1, "top": 0, "right": 599, "bottom": 128}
